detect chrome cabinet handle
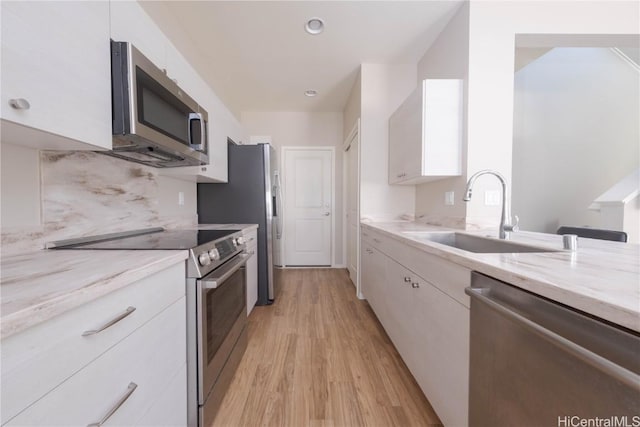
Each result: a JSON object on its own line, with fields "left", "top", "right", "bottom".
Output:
{"left": 404, "top": 277, "right": 412, "bottom": 282}
{"left": 411, "top": 282, "right": 420, "bottom": 288}
{"left": 9, "top": 98, "right": 30, "bottom": 110}
{"left": 87, "top": 382, "right": 137, "bottom": 427}
{"left": 323, "top": 212, "right": 330, "bottom": 216}
{"left": 366, "top": 249, "right": 373, "bottom": 254}
{"left": 82, "top": 307, "right": 136, "bottom": 336}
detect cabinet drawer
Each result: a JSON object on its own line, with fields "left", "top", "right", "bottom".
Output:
{"left": 6, "top": 297, "right": 186, "bottom": 426}
{"left": 361, "top": 227, "right": 389, "bottom": 252}
{"left": 1, "top": 263, "right": 185, "bottom": 423}
{"left": 401, "top": 245, "right": 470, "bottom": 308}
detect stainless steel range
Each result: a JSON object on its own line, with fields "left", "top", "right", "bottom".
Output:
{"left": 49, "top": 227, "right": 250, "bottom": 427}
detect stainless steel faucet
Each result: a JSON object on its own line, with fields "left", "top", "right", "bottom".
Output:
{"left": 463, "top": 170, "right": 519, "bottom": 239}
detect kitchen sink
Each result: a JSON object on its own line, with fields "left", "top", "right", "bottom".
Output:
{"left": 402, "top": 231, "right": 558, "bottom": 254}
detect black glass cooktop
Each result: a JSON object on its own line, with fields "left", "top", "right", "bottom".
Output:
{"left": 55, "top": 229, "right": 240, "bottom": 250}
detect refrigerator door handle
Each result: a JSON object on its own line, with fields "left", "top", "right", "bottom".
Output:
{"left": 275, "top": 172, "right": 284, "bottom": 239}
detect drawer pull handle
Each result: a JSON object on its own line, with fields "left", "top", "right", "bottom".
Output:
{"left": 404, "top": 277, "right": 412, "bottom": 282}
{"left": 411, "top": 282, "right": 420, "bottom": 288}
{"left": 87, "top": 382, "right": 138, "bottom": 427}
{"left": 82, "top": 306, "right": 136, "bottom": 336}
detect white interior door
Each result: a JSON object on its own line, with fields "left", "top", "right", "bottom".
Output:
{"left": 283, "top": 148, "right": 333, "bottom": 266}
{"left": 345, "top": 129, "right": 360, "bottom": 287}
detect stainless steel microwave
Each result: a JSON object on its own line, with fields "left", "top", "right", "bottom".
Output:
{"left": 108, "top": 41, "right": 209, "bottom": 168}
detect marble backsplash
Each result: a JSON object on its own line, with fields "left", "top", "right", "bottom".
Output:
{"left": 1, "top": 151, "right": 196, "bottom": 255}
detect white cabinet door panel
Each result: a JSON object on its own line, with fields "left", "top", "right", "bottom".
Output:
{"left": 243, "top": 228, "right": 259, "bottom": 315}
{"left": 407, "top": 279, "right": 470, "bottom": 427}
{"left": 388, "top": 79, "right": 462, "bottom": 185}
{"left": 1, "top": 1, "right": 111, "bottom": 150}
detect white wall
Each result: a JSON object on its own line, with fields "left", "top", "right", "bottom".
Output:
{"left": 343, "top": 70, "right": 362, "bottom": 141}
{"left": 512, "top": 48, "right": 639, "bottom": 235}
{"left": 360, "top": 63, "right": 417, "bottom": 220}
{"left": 414, "top": 0, "right": 639, "bottom": 232}
{"left": 463, "top": 0, "right": 639, "bottom": 229}
{"left": 414, "top": 3, "right": 469, "bottom": 228}
{"left": 0, "top": 142, "right": 41, "bottom": 228}
{"left": 240, "top": 111, "right": 344, "bottom": 265}
{"left": 624, "top": 198, "right": 640, "bottom": 244}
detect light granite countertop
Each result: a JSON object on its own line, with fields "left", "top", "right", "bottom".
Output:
{"left": 0, "top": 249, "right": 188, "bottom": 339}
{"left": 0, "top": 224, "right": 258, "bottom": 340}
{"left": 362, "top": 221, "right": 640, "bottom": 333}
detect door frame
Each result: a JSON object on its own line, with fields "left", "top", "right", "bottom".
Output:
{"left": 343, "top": 119, "right": 363, "bottom": 299}
{"left": 280, "top": 146, "right": 336, "bottom": 268}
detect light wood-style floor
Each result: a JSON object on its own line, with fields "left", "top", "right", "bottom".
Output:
{"left": 212, "top": 268, "right": 442, "bottom": 427}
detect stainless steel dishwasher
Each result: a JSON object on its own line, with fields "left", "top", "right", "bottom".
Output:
{"left": 466, "top": 272, "right": 640, "bottom": 427}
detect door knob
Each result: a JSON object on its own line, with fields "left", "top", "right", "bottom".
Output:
{"left": 323, "top": 212, "right": 330, "bottom": 216}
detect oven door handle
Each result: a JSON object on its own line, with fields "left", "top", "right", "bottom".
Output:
{"left": 198, "top": 253, "right": 250, "bottom": 290}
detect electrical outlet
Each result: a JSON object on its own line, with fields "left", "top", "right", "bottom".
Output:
{"left": 445, "top": 191, "right": 455, "bottom": 206}
{"left": 484, "top": 190, "right": 501, "bottom": 206}
{"left": 178, "top": 191, "right": 185, "bottom": 206}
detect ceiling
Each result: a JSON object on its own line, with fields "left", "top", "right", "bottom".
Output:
{"left": 140, "top": 1, "right": 463, "bottom": 116}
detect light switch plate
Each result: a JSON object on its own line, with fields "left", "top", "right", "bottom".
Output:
{"left": 445, "top": 191, "right": 455, "bottom": 206}
{"left": 485, "top": 190, "right": 501, "bottom": 206}
{"left": 178, "top": 191, "right": 185, "bottom": 206}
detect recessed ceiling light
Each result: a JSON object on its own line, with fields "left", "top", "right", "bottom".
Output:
{"left": 304, "top": 90, "right": 318, "bottom": 97}
{"left": 304, "top": 18, "right": 324, "bottom": 35}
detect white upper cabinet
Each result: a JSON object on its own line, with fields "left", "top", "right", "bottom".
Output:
{"left": 0, "top": 1, "right": 111, "bottom": 150}
{"left": 388, "top": 79, "right": 463, "bottom": 185}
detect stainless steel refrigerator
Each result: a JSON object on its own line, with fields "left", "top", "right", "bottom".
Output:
{"left": 197, "top": 143, "right": 283, "bottom": 304}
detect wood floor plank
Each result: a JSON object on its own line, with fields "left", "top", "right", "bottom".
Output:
{"left": 211, "top": 268, "right": 442, "bottom": 427}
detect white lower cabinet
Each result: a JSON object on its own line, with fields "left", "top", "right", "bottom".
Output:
{"left": 361, "top": 227, "right": 470, "bottom": 427}
{"left": 244, "top": 228, "right": 259, "bottom": 315}
{"left": 7, "top": 298, "right": 186, "bottom": 426}
{"left": 361, "top": 242, "right": 387, "bottom": 323}
{"left": 1, "top": 264, "right": 187, "bottom": 426}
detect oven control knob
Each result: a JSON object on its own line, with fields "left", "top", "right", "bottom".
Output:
{"left": 236, "top": 236, "right": 245, "bottom": 245}
{"left": 198, "top": 252, "right": 211, "bottom": 266}
{"left": 208, "top": 248, "right": 220, "bottom": 261}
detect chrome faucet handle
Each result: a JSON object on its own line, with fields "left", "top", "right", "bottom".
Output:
{"left": 504, "top": 215, "right": 519, "bottom": 232}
